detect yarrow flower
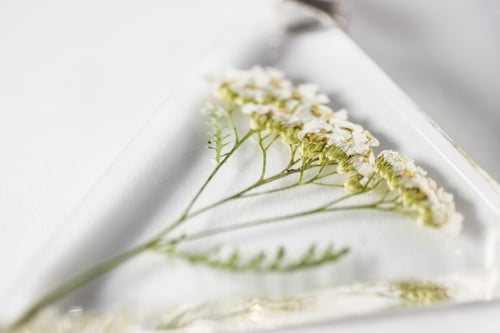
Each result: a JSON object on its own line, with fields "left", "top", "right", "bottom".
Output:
{"left": 217, "top": 66, "right": 379, "bottom": 187}
{"left": 215, "top": 66, "right": 462, "bottom": 234}
{"left": 375, "top": 150, "right": 463, "bottom": 234}
{"left": 10, "top": 66, "right": 465, "bottom": 327}
{"left": 218, "top": 66, "right": 295, "bottom": 104}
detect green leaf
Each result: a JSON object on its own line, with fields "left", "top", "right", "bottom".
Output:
{"left": 154, "top": 243, "right": 349, "bottom": 273}
{"left": 207, "top": 106, "right": 231, "bottom": 164}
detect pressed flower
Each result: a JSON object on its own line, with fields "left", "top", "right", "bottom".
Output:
{"left": 390, "top": 280, "right": 449, "bottom": 305}
{"left": 218, "top": 66, "right": 379, "bottom": 185}
{"left": 12, "top": 66, "right": 464, "bottom": 328}
{"left": 217, "top": 67, "right": 462, "bottom": 234}
{"left": 375, "top": 150, "right": 463, "bottom": 234}
{"left": 218, "top": 66, "right": 295, "bottom": 105}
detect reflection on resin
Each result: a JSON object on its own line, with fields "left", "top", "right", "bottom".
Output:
{"left": 7, "top": 67, "right": 469, "bottom": 330}
{"left": 16, "top": 274, "right": 492, "bottom": 333}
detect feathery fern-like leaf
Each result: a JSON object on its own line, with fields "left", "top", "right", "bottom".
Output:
{"left": 207, "top": 106, "right": 231, "bottom": 164}
{"left": 154, "top": 243, "right": 349, "bottom": 273}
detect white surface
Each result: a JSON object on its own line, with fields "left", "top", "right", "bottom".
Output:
{"left": 0, "top": 0, "right": 250, "bottom": 299}
{"left": 0, "top": 1, "right": 278, "bottom": 323}
{"left": 0, "top": 0, "right": 499, "bottom": 331}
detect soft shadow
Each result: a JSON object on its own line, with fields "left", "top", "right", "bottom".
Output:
{"left": 58, "top": 118, "right": 207, "bottom": 309}
{"left": 56, "top": 33, "right": 292, "bottom": 309}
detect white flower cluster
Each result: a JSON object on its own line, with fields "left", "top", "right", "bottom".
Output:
{"left": 218, "top": 66, "right": 379, "bottom": 184}
{"left": 221, "top": 66, "right": 295, "bottom": 103}
{"left": 215, "top": 66, "right": 462, "bottom": 234}
{"left": 375, "top": 150, "right": 463, "bottom": 234}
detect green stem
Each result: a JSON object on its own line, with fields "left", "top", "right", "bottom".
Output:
{"left": 224, "top": 102, "right": 239, "bottom": 143}
{"left": 297, "top": 158, "right": 308, "bottom": 184}
{"left": 13, "top": 131, "right": 257, "bottom": 327}
{"left": 11, "top": 240, "right": 158, "bottom": 329}
{"left": 176, "top": 185, "right": 400, "bottom": 245}
{"left": 159, "top": 130, "right": 254, "bottom": 237}
{"left": 313, "top": 181, "right": 344, "bottom": 188}
{"left": 315, "top": 168, "right": 339, "bottom": 180}
{"left": 181, "top": 169, "right": 298, "bottom": 220}
{"left": 185, "top": 130, "right": 253, "bottom": 215}
{"left": 263, "top": 134, "right": 279, "bottom": 150}
{"left": 239, "top": 168, "right": 338, "bottom": 198}
{"left": 178, "top": 193, "right": 364, "bottom": 243}
{"left": 240, "top": 181, "right": 300, "bottom": 198}
{"left": 257, "top": 131, "right": 267, "bottom": 181}
{"left": 184, "top": 160, "right": 325, "bottom": 219}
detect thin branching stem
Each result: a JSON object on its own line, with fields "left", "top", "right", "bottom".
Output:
{"left": 240, "top": 182, "right": 300, "bottom": 198}
{"left": 161, "top": 130, "right": 255, "bottom": 234}
{"left": 313, "top": 181, "right": 344, "bottom": 188}
{"left": 185, "top": 160, "right": 327, "bottom": 219}
{"left": 12, "top": 239, "right": 160, "bottom": 328}
{"left": 224, "top": 102, "right": 239, "bottom": 144}
{"left": 297, "top": 158, "right": 309, "bottom": 184}
{"left": 240, "top": 166, "right": 338, "bottom": 198}
{"left": 12, "top": 184, "right": 392, "bottom": 328}
{"left": 315, "top": 169, "right": 339, "bottom": 180}
{"left": 13, "top": 68, "right": 451, "bottom": 330}
{"left": 287, "top": 144, "right": 298, "bottom": 168}
{"left": 263, "top": 134, "right": 279, "bottom": 151}
{"left": 178, "top": 197, "right": 396, "bottom": 244}
{"left": 257, "top": 131, "right": 267, "bottom": 181}
{"left": 13, "top": 131, "right": 259, "bottom": 328}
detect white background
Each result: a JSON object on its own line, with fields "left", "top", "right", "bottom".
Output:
{"left": 0, "top": 0, "right": 498, "bottom": 330}
{"left": 0, "top": 0, "right": 247, "bottom": 293}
